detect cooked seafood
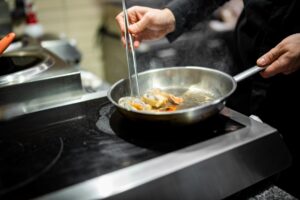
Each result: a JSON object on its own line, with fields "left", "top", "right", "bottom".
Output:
{"left": 118, "top": 96, "right": 152, "bottom": 111}
{"left": 142, "top": 88, "right": 168, "bottom": 108}
{"left": 118, "top": 88, "right": 184, "bottom": 112}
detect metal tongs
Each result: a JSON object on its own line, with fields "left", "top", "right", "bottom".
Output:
{"left": 122, "top": 0, "right": 140, "bottom": 96}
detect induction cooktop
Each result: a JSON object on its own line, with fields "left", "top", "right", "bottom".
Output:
{"left": 0, "top": 93, "right": 291, "bottom": 200}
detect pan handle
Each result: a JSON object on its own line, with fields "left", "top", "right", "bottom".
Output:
{"left": 233, "top": 65, "right": 264, "bottom": 83}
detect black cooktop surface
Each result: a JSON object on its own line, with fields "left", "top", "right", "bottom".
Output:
{"left": 0, "top": 97, "right": 244, "bottom": 200}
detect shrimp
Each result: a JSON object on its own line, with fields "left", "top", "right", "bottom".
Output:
{"left": 118, "top": 88, "right": 184, "bottom": 112}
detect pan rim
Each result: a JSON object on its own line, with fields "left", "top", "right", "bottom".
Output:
{"left": 107, "top": 66, "right": 237, "bottom": 116}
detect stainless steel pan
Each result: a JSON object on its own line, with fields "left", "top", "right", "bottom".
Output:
{"left": 107, "top": 66, "right": 262, "bottom": 124}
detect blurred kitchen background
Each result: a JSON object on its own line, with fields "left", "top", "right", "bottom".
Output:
{"left": 1, "top": 0, "right": 242, "bottom": 92}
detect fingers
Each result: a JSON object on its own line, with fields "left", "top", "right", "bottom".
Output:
{"left": 117, "top": 13, "right": 140, "bottom": 48}
{"left": 259, "top": 61, "right": 282, "bottom": 78}
{"left": 116, "top": 6, "right": 150, "bottom": 33}
{"left": 121, "top": 33, "right": 126, "bottom": 47}
{"left": 121, "top": 32, "right": 141, "bottom": 48}
{"left": 116, "top": 7, "right": 149, "bottom": 48}
{"left": 259, "top": 53, "right": 289, "bottom": 78}
{"left": 115, "top": 12, "right": 125, "bottom": 33}
{"left": 257, "top": 46, "right": 283, "bottom": 67}
{"left": 257, "top": 41, "right": 288, "bottom": 78}
{"left": 128, "top": 15, "right": 150, "bottom": 34}
{"left": 133, "top": 37, "right": 141, "bottom": 48}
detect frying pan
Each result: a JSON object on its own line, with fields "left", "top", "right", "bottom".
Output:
{"left": 107, "top": 66, "right": 262, "bottom": 124}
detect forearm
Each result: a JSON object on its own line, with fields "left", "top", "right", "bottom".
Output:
{"left": 166, "top": 0, "right": 229, "bottom": 42}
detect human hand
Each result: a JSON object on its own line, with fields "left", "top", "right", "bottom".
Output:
{"left": 115, "top": 6, "right": 175, "bottom": 48}
{"left": 257, "top": 33, "right": 300, "bottom": 78}
{"left": 209, "top": 0, "right": 243, "bottom": 32}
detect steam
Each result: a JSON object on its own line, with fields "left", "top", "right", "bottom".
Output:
{"left": 135, "top": 22, "right": 235, "bottom": 75}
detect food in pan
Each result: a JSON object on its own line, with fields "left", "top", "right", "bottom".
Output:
{"left": 118, "top": 88, "right": 184, "bottom": 112}
{"left": 118, "top": 96, "right": 152, "bottom": 111}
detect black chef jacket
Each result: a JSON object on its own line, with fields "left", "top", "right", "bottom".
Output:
{"left": 166, "top": 0, "right": 300, "bottom": 196}
{"left": 165, "top": 0, "right": 300, "bottom": 123}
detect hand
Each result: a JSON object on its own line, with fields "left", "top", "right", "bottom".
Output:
{"left": 257, "top": 33, "right": 300, "bottom": 78}
{"left": 115, "top": 6, "right": 175, "bottom": 48}
{"left": 209, "top": 0, "right": 243, "bottom": 32}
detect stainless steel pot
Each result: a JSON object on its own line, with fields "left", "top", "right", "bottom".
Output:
{"left": 107, "top": 66, "right": 262, "bottom": 124}
{"left": 0, "top": 49, "right": 55, "bottom": 86}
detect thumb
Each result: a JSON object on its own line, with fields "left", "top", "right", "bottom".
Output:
{"left": 257, "top": 47, "right": 282, "bottom": 67}
{"left": 129, "top": 16, "right": 150, "bottom": 34}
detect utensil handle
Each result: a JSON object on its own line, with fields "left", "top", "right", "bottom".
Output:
{"left": 234, "top": 65, "right": 264, "bottom": 83}
{"left": 0, "top": 32, "right": 16, "bottom": 54}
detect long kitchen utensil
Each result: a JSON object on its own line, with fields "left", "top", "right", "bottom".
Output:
{"left": 122, "top": 0, "right": 140, "bottom": 96}
{"left": 0, "top": 32, "right": 16, "bottom": 55}
{"left": 108, "top": 65, "right": 263, "bottom": 124}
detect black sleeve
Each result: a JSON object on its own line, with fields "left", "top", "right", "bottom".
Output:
{"left": 166, "top": 0, "right": 229, "bottom": 42}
